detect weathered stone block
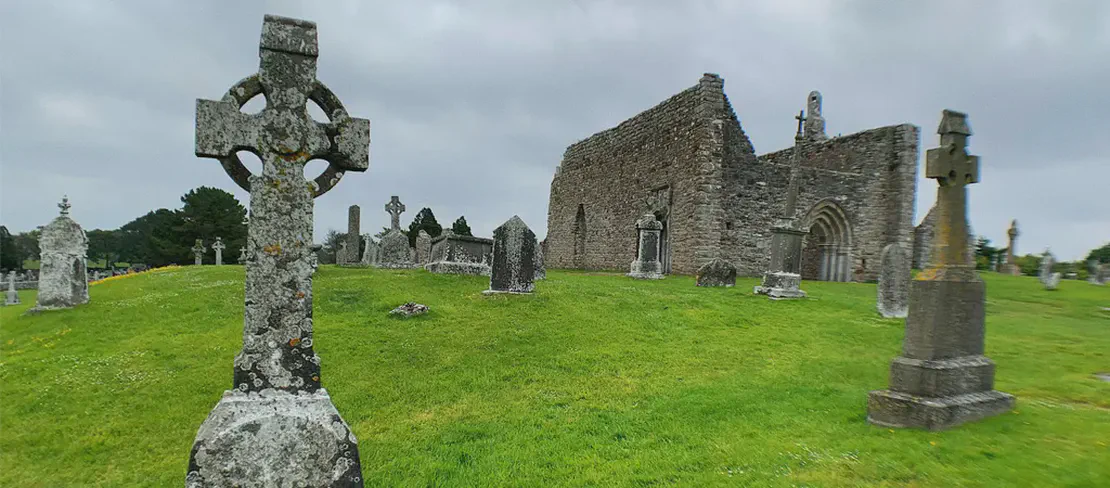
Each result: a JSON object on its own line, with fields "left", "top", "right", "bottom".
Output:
{"left": 901, "top": 280, "right": 985, "bottom": 360}
{"left": 878, "top": 242, "right": 910, "bottom": 318}
{"left": 486, "top": 216, "right": 536, "bottom": 294}
{"left": 867, "top": 389, "right": 1015, "bottom": 431}
{"left": 753, "top": 271, "right": 806, "bottom": 299}
{"left": 696, "top": 258, "right": 736, "bottom": 287}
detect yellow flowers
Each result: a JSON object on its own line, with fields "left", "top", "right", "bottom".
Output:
{"left": 89, "top": 265, "right": 181, "bottom": 286}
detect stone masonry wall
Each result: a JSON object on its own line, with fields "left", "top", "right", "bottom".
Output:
{"left": 739, "top": 124, "right": 920, "bottom": 280}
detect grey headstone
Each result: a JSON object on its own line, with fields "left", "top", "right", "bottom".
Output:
{"left": 534, "top": 239, "right": 546, "bottom": 281}
{"left": 415, "top": 230, "right": 432, "bottom": 265}
{"left": 1039, "top": 249, "right": 1059, "bottom": 290}
{"left": 359, "top": 235, "right": 379, "bottom": 266}
{"left": 338, "top": 205, "right": 361, "bottom": 267}
{"left": 5, "top": 271, "right": 21, "bottom": 306}
{"left": 192, "top": 239, "right": 206, "bottom": 266}
{"left": 1000, "top": 220, "right": 1021, "bottom": 275}
{"left": 485, "top": 216, "right": 536, "bottom": 294}
{"left": 868, "top": 110, "right": 1014, "bottom": 431}
{"left": 628, "top": 214, "right": 664, "bottom": 280}
{"left": 32, "top": 196, "right": 89, "bottom": 311}
{"left": 877, "top": 242, "right": 911, "bottom": 318}
{"left": 188, "top": 15, "right": 367, "bottom": 487}
{"left": 696, "top": 258, "right": 736, "bottom": 287}
{"left": 378, "top": 196, "right": 414, "bottom": 269}
{"left": 238, "top": 247, "right": 248, "bottom": 265}
{"left": 212, "top": 237, "right": 226, "bottom": 266}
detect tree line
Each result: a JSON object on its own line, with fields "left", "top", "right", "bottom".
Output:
{"left": 975, "top": 236, "right": 1109, "bottom": 280}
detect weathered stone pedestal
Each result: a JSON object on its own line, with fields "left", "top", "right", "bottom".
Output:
{"left": 754, "top": 271, "right": 807, "bottom": 299}
{"left": 754, "top": 226, "right": 807, "bottom": 299}
{"left": 186, "top": 390, "right": 362, "bottom": 487}
{"left": 868, "top": 280, "right": 1014, "bottom": 430}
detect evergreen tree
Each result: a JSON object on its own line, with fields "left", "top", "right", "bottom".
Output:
{"left": 406, "top": 207, "right": 442, "bottom": 248}
{"left": 451, "top": 216, "right": 473, "bottom": 236}
{"left": 0, "top": 226, "right": 21, "bottom": 271}
{"left": 86, "top": 229, "right": 121, "bottom": 269}
{"left": 178, "top": 186, "right": 248, "bottom": 261}
{"left": 317, "top": 229, "right": 344, "bottom": 264}
{"left": 1086, "top": 242, "right": 1110, "bottom": 264}
{"left": 119, "top": 209, "right": 187, "bottom": 267}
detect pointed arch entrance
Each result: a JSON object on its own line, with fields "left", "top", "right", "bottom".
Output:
{"left": 800, "top": 200, "right": 853, "bottom": 282}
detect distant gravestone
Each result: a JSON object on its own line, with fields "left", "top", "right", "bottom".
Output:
{"left": 1000, "top": 220, "right": 1021, "bottom": 275}
{"left": 485, "top": 216, "right": 536, "bottom": 294}
{"left": 696, "top": 258, "right": 736, "bottom": 287}
{"left": 5, "top": 271, "right": 20, "bottom": 306}
{"left": 534, "top": 239, "right": 546, "bottom": 280}
{"left": 877, "top": 242, "right": 910, "bottom": 318}
{"left": 415, "top": 230, "right": 432, "bottom": 265}
{"left": 212, "top": 237, "right": 226, "bottom": 266}
{"left": 32, "top": 196, "right": 90, "bottom": 311}
{"left": 1040, "top": 249, "right": 1061, "bottom": 290}
{"left": 188, "top": 15, "right": 368, "bottom": 487}
{"left": 360, "top": 235, "right": 379, "bottom": 266}
{"left": 191, "top": 239, "right": 206, "bottom": 266}
{"left": 1091, "top": 260, "right": 1107, "bottom": 285}
{"left": 339, "top": 205, "right": 361, "bottom": 267}
{"left": 868, "top": 110, "right": 1014, "bottom": 431}
{"left": 628, "top": 214, "right": 664, "bottom": 280}
{"left": 379, "top": 196, "right": 414, "bottom": 268}
{"left": 237, "top": 247, "right": 247, "bottom": 265}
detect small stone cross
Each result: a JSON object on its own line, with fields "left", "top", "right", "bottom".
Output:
{"left": 385, "top": 195, "right": 406, "bottom": 231}
{"left": 212, "top": 237, "right": 226, "bottom": 266}
{"left": 794, "top": 110, "right": 806, "bottom": 136}
{"left": 58, "top": 195, "right": 71, "bottom": 216}
{"left": 922, "top": 110, "right": 980, "bottom": 277}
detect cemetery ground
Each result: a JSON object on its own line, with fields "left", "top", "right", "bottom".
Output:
{"left": 1, "top": 268, "right": 1108, "bottom": 487}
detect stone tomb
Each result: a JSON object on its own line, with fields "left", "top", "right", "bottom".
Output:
{"left": 877, "top": 242, "right": 910, "bottom": 318}
{"left": 485, "top": 216, "right": 536, "bottom": 294}
{"left": 696, "top": 258, "right": 736, "bottom": 287}
{"left": 188, "top": 15, "right": 369, "bottom": 487}
{"left": 379, "top": 196, "right": 415, "bottom": 269}
{"left": 426, "top": 232, "right": 493, "bottom": 276}
{"left": 32, "top": 196, "right": 90, "bottom": 311}
{"left": 628, "top": 214, "right": 664, "bottom": 279}
{"left": 868, "top": 110, "right": 1014, "bottom": 431}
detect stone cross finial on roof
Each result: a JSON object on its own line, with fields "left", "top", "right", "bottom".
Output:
{"left": 58, "top": 196, "right": 71, "bottom": 216}
{"left": 794, "top": 110, "right": 806, "bottom": 137}
{"left": 385, "top": 195, "right": 406, "bottom": 231}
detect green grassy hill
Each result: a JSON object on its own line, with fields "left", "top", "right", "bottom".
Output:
{"left": 2, "top": 267, "right": 1108, "bottom": 487}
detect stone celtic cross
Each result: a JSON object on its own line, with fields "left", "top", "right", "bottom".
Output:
{"left": 195, "top": 14, "right": 370, "bottom": 394}
{"left": 191, "top": 239, "right": 206, "bottom": 266}
{"left": 385, "top": 195, "right": 405, "bottom": 231}
{"left": 211, "top": 237, "right": 226, "bottom": 266}
{"left": 922, "top": 110, "right": 979, "bottom": 280}
{"left": 188, "top": 15, "right": 368, "bottom": 486}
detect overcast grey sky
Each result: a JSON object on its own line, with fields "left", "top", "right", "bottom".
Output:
{"left": 1, "top": 0, "right": 1107, "bottom": 260}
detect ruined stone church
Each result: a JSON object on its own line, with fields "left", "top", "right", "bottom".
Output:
{"left": 545, "top": 73, "right": 919, "bottom": 281}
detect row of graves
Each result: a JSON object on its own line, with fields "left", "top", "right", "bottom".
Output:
{"left": 8, "top": 14, "right": 1103, "bottom": 487}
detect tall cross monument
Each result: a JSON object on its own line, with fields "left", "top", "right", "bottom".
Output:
{"left": 385, "top": 195, "right": 405, "bottom": 231}
{"left": 754, "top": 108, "right": 809, "bottom": 299}
{"left": 868, "top": 110, "right": 1014, "bottom": 430}
{"left": 187, "top": 15, "right": 369, "bottom": 487}
{"left": 211, "top": 237, "right": 226, "bottom": 266}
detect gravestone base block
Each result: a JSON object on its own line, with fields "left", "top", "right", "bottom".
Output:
{"left": 482, "top": 288, "right": 533, "bottom": 296}
{"left": 866, "top": 389, "right": 1015, "bottom": 431}
{"left": 187, "top": 389, "right": 362, "bottom": 488}
{"left": 754, "top": 272, "right": 807, "bottom": 299}
{"left": 426, "top": 261, "right": 490, "bottom": 276}
{"left": 627, "top": 261, "right": 664, "bottom": 280}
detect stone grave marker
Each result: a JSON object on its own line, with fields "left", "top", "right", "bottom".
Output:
{"left": 1039, "top": 249, "right": 1061, "bottom": 290}
{"left": 534, "top": 239, "right": 546, "bottom": 280}
{"left": 192, "top": 239, "right": 206, "bottom": 266}
{"left": 237, "top": 246, "right": 247, "bottom": 265}
{"left": 868, "top": 110, "right": 1014, "bottom": 430}
{"left": 339, "top": 205, "right": 361, "bottom": 266}
{"left": 5, "top": 271, "right": 20, "bottom": 306}
{"left": 1000, "top": 220, "right": 1021, "bottom": 275}
{"left": 378, "top": 196, "right": 414, "bottom": 268}
{"left": 485, "top": 216, "right": 536, "bottom": 294}
{"left": 212, "top": 237, "right": 226, "bottom": 266}
{"left": 755, "top": 111, "right": 808, "bottom": 299}
{"left": 187, "top": 15, "right": 369, "bottom": 486}
{"left": 628, "top": 214, "right": 664, "bottom": 279}
{"left": 877, "top": 242, "right": 911, "bottom": 318}
{"left": 415, "top": 230, "right": 432, "bottom": 265}
{"left": 31, "top": 196, "right": 89, "bottom": 311}
{"left": 360, "top": 235, "right": 379, "bottom": 266}
{"left": 696, "top": 258, "right": 736, "bottom": 287}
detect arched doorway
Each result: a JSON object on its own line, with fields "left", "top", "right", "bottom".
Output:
{"left": 573, "top": 204, "right": 586, "bottom": 268}
{"left": 800, "top": 200, "right": 853, "bottom": 282}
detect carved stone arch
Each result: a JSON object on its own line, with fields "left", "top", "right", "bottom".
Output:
{"left": 801, "top": 199, "right": 854, "bottom": 282}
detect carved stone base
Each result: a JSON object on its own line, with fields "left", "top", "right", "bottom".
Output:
{"left": 628, "top": 260, "right": 664, "bottom": 280}
{"left": 187, "top": 389, "right": 362, "bottom": 488}
{"left": 867, "top": 389, "right": 1015, "bottom": 431}
{"left": 426, "top": 261, "right": 490, "bottom": 276}
{"left": 754, "top": 272, "right": 806, "bottom": 299}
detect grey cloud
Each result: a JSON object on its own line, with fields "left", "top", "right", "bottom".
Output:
{"left": 1, "top": 0, "right": 1106, "bottom": 261}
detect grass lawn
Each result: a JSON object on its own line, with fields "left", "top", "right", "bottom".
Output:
{"left": 1, "top": 266, "right": 1108, "bottom": 487}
